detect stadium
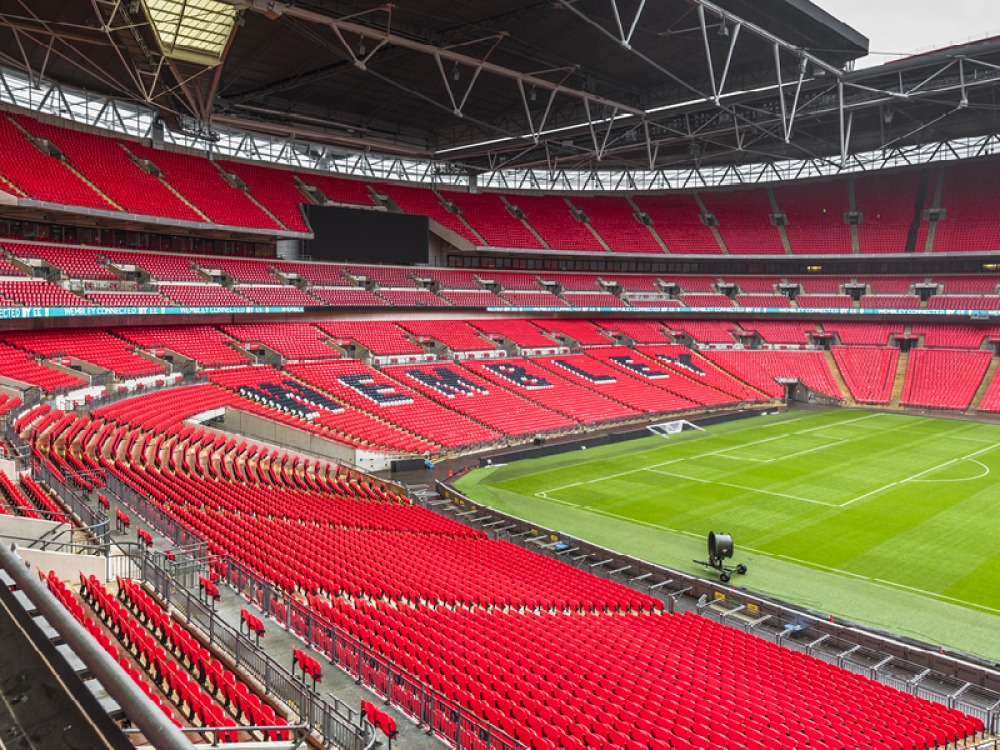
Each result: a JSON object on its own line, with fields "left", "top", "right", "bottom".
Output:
{"left": 0, "top": 0, "right": 998, "bottom": 748}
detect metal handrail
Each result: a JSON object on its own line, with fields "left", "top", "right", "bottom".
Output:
{"left": 0, "top": 542, "right": 196, "bottom": 750}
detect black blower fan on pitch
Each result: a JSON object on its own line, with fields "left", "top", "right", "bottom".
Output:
{"left": 694, "top": 532, "right": 747, "bottom": 582}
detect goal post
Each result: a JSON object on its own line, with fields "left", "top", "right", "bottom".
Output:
{"left": 647, "top": 419, "right": 706, "bottom": 438}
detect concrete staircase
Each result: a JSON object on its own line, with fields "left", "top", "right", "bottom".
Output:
{"left": 889, "top": 351, "right": 909, "bottom": 406}
{"left": 967, "top": 356, "right": 1000, "bottom": 413}
{"left": 823, "top": 350, "right": 854, "bottom": 404}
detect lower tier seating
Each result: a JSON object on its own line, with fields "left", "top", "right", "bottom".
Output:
{"left": 900, "top": 349, "right": 991, "bottom": 410}
{"left": 832, "top": 347, "right": 899, "bottom": 404}
{"left": 701, "top": 350, "right": 843, "bottom": 399}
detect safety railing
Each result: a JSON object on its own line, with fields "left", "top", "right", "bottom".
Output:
{"left": 224, "top": 558, "right": 522, "bottom": 750}
{"left": 138, "top": 552, "right": 370, "bottom": 750}
{"left": 34, "top": 456, "right": 110, "bottom": 546}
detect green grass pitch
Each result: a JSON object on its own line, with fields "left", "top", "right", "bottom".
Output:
{"left": 454, "top": 410, "right": 1000, "bottom": 662}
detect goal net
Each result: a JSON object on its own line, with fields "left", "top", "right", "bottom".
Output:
{"left": 647, "top": 419, "right": 706, "bottom": 438}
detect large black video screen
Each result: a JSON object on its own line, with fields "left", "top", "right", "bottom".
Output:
{"left": 303, "top": 204, "right": 428, "bottom": 265}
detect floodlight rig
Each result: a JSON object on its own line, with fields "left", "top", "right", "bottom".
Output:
{"left": 694, "top": 531, "right": 747, "bottom": 583}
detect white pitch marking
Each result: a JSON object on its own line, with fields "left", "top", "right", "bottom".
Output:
{"left": 761, "top": 438, "right": 849, "bottom": 464}
{"left": 644, "top": 468, "right": 836, "bottom": 507}
{"left": 900, "top": 442, "right": 1000, "bottom": 484}
{"left": 907, "top": 459, "right": 992, "bottom": 483}
{"left": 791, "top": 412, "right": 884, "bottom": 434}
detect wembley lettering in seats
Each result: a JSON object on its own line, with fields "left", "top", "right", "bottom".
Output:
{"left": 482, "top": 363, "right": 553, "bottom": 389}
{"left": 405, "top": 367, "right": 486, "bottom": 397}
{"left": 656, "top": 352, "right": 705, "bottom": 375}
{"left": 337, "top": 374, "right": 413, "bottom": 405}
{"left": 237, "top": 379, "right": 344, "bottom": 420}
{"left": 608, "top": 355, "right": 670, "bottom": 379}
{"left": 550, "top": 358, "right": 616, "bottom": 383}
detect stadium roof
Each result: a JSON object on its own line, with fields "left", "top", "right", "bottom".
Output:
{"left": 1, "top": 0, "right": 999, "bottom": 175}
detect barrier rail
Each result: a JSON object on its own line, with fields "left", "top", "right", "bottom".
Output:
{"left": 223, "top": 557, "right": 522, "bottom": 750}
{"left": 35, "top": 458, "right": 110, "bottom": 546}
{"left": 138, "top": 552, "right": 370, "bottom": 750}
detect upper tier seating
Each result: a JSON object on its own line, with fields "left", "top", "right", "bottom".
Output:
{"left": 318, "top": 322, "right": 424, "bottom": 356}
{"left": 86, "top": 292, "right": 176, "bottom": 307}
{"left": 467, "top": 319, "right": 558, "bottom": 349}
{"left": 858, "top": 276, "right": 924, "bottom": 294}
{"left": 679, "top": 293, "right": 734, "bottom": 308}
{"left": 371, "top": 183, "right": 479, "bottom": 243}
{"left": 787, "top": 275, "right": 851, "bottom": 294}
{"left": 115, "top": 326, "right": 249, "bottom": 368}
{"left": 931, "top": 160, "right": 1000, "bottom": 252}
{"left": 738, "top": 320, "right": 817, "bottom": 344}
{"left": 307, "top": 288, "right": 388, "bottom": 307}
{"left": 531, "top": 320, "right": 612, "bottom": 347}
{"left": 376, "top": 289, "right": 451, "bottom": 307}
{"left": 220, "top": 323, "right": 341, "bottom": 360}
{"left": 937, "top": 275, "right": 1000, "bottom": 294}
{"left": 729, "top": 276, "right": 782, "bottom": 293}
{"left": 200, "top": 259, "right": 278, "bottom": 284}
{"left": 539, "top": 273, "right": 606, "bottom": 291}
{"left": 104, "top": 251, "right": 203, "bottom": 282}
{"left": 901, "top": 349, "right": 991, "bottom": 410}
{"left": 418, "top": 268, "right": 482, "bottom": 289}
{"left": 861, "top": 295, "right": 920, "bottom": 309}
{"left": 561, "top": 291, "right": 628, "bottom": 307}
{"left": 736, "top": 294, "right": 792, "bottom": 308}
{"left": 217, "top": 160, "right": 309, "bottom": 232}
{"left": 0, "top": 342, "right": 86, "bottom": 391}
{"left": 0, "top": 254, "right": 26, "bottom": 277}
{"left": 599, "top": 274, "right": 662, "bottom": 293}
{"left": 824, "top": 322, "right": 905, "bottom": 346}
{"left": 667, "top": 320, "right": 738, "bottom": 344}
{"left": 439, "top": 191, "right": 542, "bottom": 249}
{"left": 10, "top": 114, "right": 202, "bottom": 222}
{"left": 285, "top": 361, "right": 496, "bottom": 448}
{"left": 631, "top": 194, "right": 723, "bottom": 254}
{"left": 773, "top": 180, "right": 852, "bottom": 254}
{"left": 4, "top": 330, "right": 164, "bottom": 377}
{"left": 345, "top": 265, "right": 418, "bottom": 288}
{"left": 438, "top": 290, "right": 506, "bottom": 307}
{"left": 397, "top": 321, "right": 496, "bottom": 352}
{"left": 4, "top": 242, "right": 116, "bottom": 279}
{"left": 669, "top": 275, "right": 718, "bottom": 293}
{"left": 0, "top": 280, "right": 88, "bottom": 307}
{"left": 461, "top": 357, "right": 640, "bottom": 422}
{"left": 271, "top": 261, "right": 350, "bottom": 286}
{"left": 505, "top": 195, "right": 605, "bottom": 252}
{"left": 441, "top": 190, "right": 543, "bottom": 249}
{"left": 501, "top": 290, "right": 567, "bottom": 307}
{"left": 234, "top": 286, "right": 320, "bottom": 307}
{"left": 796, "top": 294, "right": 853, "bottom": 308}
{"left": 126, "top": 142, "right": 280, "bottom": 229}
{"left": 295, "top": 173, "right": 374, "bottom": 206}
{"left": 594, "top": 320, "right": 672, "bottom": 344}
{"left": 386, "top": 362, "right": 575, "bottom": 436}
{"left": 567, "top": 195, "right": 664, "bottom": 254}
{"left": 475, "top": 271, "right": 541, "bottom": 290}
{"left": 855, "top": 172, "right": 922, "bottom": 254}
{"left": 0, "top": 115, "right": 115, "bottom": 210}
{"left": 701, "top": 350, "right": 842, "bottom": 399}
{"left": 928, "top": 295, "right": 1000, "bottom": 310}
{"left": 832, "top": 346, "right": 899, "bottom": 404}
{"left": 159, "top": 284, "right": 251, "bottom": 307}
{"left": 700, "top": 188, "right": 786, "bottom": 254}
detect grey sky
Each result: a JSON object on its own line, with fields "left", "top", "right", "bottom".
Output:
{"left": 817, "top": 0, "right": 1000, "bottom": 67}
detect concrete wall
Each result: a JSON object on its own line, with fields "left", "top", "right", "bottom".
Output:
{"left": 220, "top": 409, "right": 395, "bottom": 472}
{"left": 0, "top": 514, "right": 60, "bottom": 542}
{"left": 15, "top": 547, "right": 104, "bottom": 582}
